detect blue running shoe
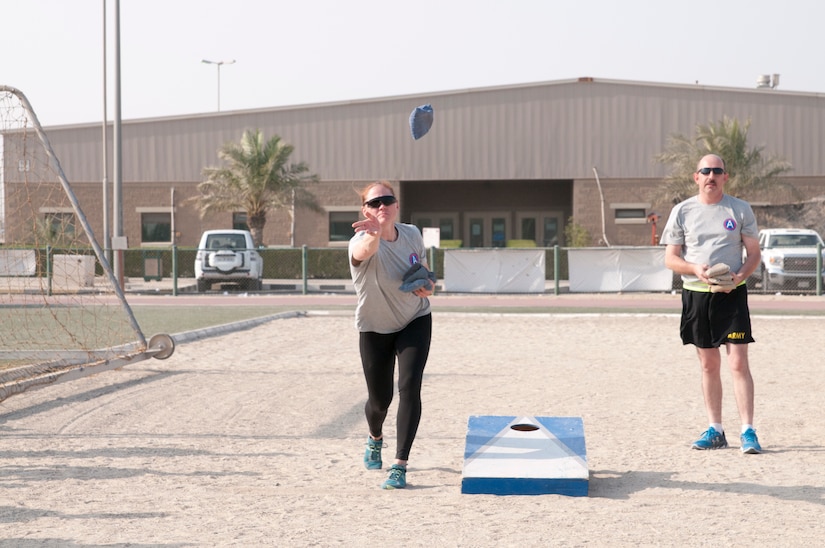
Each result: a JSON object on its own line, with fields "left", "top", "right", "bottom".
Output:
{"left": 364, "top": 437, "right": 384, "bottom": 470}
{"left": 382, "top": 464, "right": 407, "bottom": 490}
{"left": 740, "top": 428, "right": 762, "bottom": 454}
{"left": 692, "top": 427, "right": 728, "bottom": 450}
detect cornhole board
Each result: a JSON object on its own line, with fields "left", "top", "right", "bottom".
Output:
{"left": 461, "top": 415, "right": 588, "bottom": 496}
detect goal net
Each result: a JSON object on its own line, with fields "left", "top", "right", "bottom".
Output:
{"left": 0, "top": 85, "right": 173, "bottom": 402}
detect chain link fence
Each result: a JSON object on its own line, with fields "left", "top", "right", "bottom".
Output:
{"left": 4, "top": 245, "right": 824, "bottom": 295}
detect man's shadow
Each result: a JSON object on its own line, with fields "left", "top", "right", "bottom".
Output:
{"left": 590, "top": 462, "right": 825, "bottom": 506}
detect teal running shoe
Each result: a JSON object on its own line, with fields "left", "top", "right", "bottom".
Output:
{"left": 364, "top": 437, "right": 384, "bottom": 470}
{"left": 740, "top": 428, "right": 762, "bottom": 454}
{"left": 692, "top": 427, "right": 728, "bottom": 450}
{"left": 381, "top": 464, "right": 407, "bottom": 489}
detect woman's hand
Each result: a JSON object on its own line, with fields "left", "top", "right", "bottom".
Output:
{"left": 352, "top": 210, "right": 380, "bottom": 235}
{"left": 413, "top": 280, "right": 435, "bottom": 298}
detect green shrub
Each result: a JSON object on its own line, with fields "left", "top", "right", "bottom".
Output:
{"left": 564, "top": 218, "right": 592, "bottom": 248}
{"left": 505, "top": 239, "right": 537, "bottom": 248}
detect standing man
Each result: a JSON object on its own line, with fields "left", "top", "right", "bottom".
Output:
{"left": 661, "top": 154, "right": 763, "bottom": 454}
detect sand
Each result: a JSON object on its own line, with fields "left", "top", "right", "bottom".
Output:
{"left": 1, "top": 309, "right": 824, "bottom": 546}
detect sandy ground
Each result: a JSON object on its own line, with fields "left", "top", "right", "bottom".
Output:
{"left": 1, "top": 309, "right": 824, "bottom": 547}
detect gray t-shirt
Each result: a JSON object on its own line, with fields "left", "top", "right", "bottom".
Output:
{"left": 348, "top": 223, "right": 432, "bottom": 333}
{"left": 660, "top": 194, "right": 759, "bottom": 287}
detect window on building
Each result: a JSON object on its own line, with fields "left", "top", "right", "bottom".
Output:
{"left": 469, "top": 217, "right": 484, "bottom": 247}
{"left": 611, "top": 203, "right": 650, "bottom": 225}
{"left": 44, "top": 212, "right": 75, "bottom": 242}
{"left": 516, "top": 211, "right": 562, "bottom": 246}
{"left": 491, "top": 217, "right": 507, "bottom": 247}
{"left": 439, "top": 218, "right": 455, "bottom": 240}
{"left": 141, "top": 212, "right": 172, "bottom": 243}
{"left": 411, "top": 213, "right": 458, "bottom": 244}
{"left": 329, "top": 211, "right": 359, "bottom": 242}
{"left": 544, "top": 217, "right": 560, "bottom": 246}
{"left": 521, "top": 218, "right": 536, "bottom": 241}
{"left": 233, "top": 212, "right": 249, "bottom": 231}
{"left": 614, "top": 208, "right": 646, "bottom": 220}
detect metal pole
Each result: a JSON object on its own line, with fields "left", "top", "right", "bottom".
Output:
{"left": 113, "top": 0, "right": 124, "bottom": 288}
{"left": 290, "top": 188, "right": 295, "bottom": 247}
{"left": 171, "top": 187, "right": 177, "bottom": 296}
{"left": 554, "top": 245, "right": 560, "bottom": 295}
{"left": 102, "top": 0, "right": 111, "bottom": 266}
{"left": 302, "top": 245, "right": 308, "bottom": 295}
{"left": 172, "top": 244, "right": 178, "bottom": 297}
{"left": 170, "top": 187, "right": 176, "bottom": 247}
{"left": 46, "top": 245, "right": 53, "bottom": 297}
{"left": 202, "top": 59, "right": 235, "bottom": 112}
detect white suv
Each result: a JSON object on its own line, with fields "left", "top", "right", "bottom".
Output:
{"left": 749, "top": 228, "right": 825, "bottom": 292}
{"left": 194, "top": 229, "right": 264, "bottom": 292}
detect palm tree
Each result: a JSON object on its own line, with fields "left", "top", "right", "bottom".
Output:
{"left": 651, "top": 117, "right": 796, "bottom": 207}
{"left": 193, "top": 129, "right": 320, "bottom": 247}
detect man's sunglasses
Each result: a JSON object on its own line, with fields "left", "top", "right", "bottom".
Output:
{"left": 364, "top": 195, "right": 397, "bottom": 208}
{"left": 696, "top": 167, "right": 726, "bottom": 175}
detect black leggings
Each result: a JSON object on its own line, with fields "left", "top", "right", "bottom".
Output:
{"left": 359, "top": 313, "right": 432, "bottom": 461}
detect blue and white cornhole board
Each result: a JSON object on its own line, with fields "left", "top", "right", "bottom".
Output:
{"left": 462, "top": 415, "right": 588, "bottom": 496}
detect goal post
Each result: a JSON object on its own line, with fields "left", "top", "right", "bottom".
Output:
{"left": 0, "top": 85, "right": 174, "bottom": 401}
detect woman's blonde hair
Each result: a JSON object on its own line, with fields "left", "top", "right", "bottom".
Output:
{"left": 358, "top": 180, "right": 396, "bottom": 204}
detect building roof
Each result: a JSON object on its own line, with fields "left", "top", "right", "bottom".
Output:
{"left": 26, "top": 77, "right": 825, "bottom": 183}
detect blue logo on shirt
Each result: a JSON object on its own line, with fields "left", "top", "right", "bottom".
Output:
{"left": 724, "top": 218, "right": 737, "bottom": 231}
{"left": 409, "top": 253, "right": 420, "bottom": 265}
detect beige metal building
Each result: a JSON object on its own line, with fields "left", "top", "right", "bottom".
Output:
{"left": 3, "top": 77, "right": 825, "bottom": 249}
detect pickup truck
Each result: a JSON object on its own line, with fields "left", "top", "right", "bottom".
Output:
{"left": 749, "top": 228, "right": 825, "bottom": 292}
{"left": 194, "top": 229, "right": 264, "bottom": 292}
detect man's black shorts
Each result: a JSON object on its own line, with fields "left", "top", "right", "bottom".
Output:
{"left": 680, "top": 285, "right": 754, "bottom": 348}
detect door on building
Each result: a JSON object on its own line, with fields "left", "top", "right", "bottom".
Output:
{"left": 411, "top": 213, "right": 459, "bottom": 244}
{"left": 516, "top": 211, "right": 564, "bottom": 246}
{"left": 465, "top": 212, "right": 509, "bottom": 247}
{"left": 468, "top": 217, "right": 484, "bottom": 247}
{"left": 412, "top": 210, "right": 562, "bottom": 248}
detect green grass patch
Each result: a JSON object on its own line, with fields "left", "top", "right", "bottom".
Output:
{"left": 129, "top": 304, "right": 353, "bottom": 336}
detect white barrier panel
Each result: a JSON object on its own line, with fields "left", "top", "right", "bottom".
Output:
{"left": 444, "top": 249, "right": 545, "bottom": 293}
{"left": 53, "top": 254, "right": 95, "bottom": 287}
{"left": 568, "top": 246, "right": 671, "bottom": 292}
{"left": 0, "top": 249, "right": 37, "bottom": 276}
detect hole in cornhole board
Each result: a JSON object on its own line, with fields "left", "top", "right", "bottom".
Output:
{"left": 510, "top": 424, "right": 539, "bottom": 432}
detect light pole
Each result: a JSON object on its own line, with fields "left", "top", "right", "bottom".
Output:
{"left": 102, "top": 0, "right": 110, "bottom": 267}
{"left": 113, "top": 0, "right": 124, "bottom": 288}
{"left": 201, "top": 59, "right": 235, "bottom": 111}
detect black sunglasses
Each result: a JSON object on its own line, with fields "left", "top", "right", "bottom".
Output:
{"left": 364, "top": 195, "right": 397, "bottom": 208}
{"left": 696, "top": 167, "right": 726, "bottom": 175}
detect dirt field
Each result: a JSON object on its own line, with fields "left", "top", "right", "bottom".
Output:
{"left": 1, "top": 310, "right": 824, "bottom": 546}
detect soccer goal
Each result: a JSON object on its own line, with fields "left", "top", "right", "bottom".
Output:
{"left": 0, "top": 85, "right": 174, "bottom": 402}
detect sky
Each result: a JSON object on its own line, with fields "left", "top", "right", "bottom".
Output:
{"left": 3, "top": 0, "right": 824, "bottom": 128}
